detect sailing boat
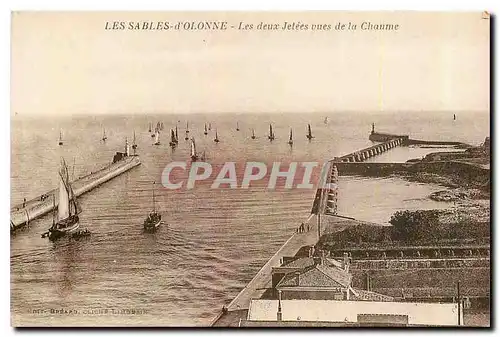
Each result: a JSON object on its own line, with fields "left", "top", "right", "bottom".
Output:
{"left": 251, "top": 128, "right": 256, "bottom": 139}
{"left": 132, "top": 131, "right": 138, "bottom": 150}
{"left": 236, "top": 122, "right": 240, "bottom": 131}
{"left": 58, "top": 130, "right": 63, "bottom": 146}
{"left": 153, "top": 130, "right": 160, "bottom": 145}
{"left": 288, "top": 128, "right": 293, "bottom": 145}
{"left": 208, "top": 123, "right": 212, "bottom": 131}
{"left": 102, "top": 128, "right": 107, "bottom": 142}
{"left": 214, "top": 129, "right": 220, "bottom": 143}
{"left": 190, "top": 138, "right": 199, "bottom": 161}
{"left": 324, "top": 117, "right": 329, "bottom": 125}
{"left": 169, "top": 129, "right": 177, "bottom": 147}
{"left": 148, "top": 122, "right": 152, "bottom": 133}
{"left": 143, "top": 182, "right": 162, "bottom": 232}
{"left": 454, "top": 114, "right": 457, "bottom": 121}
{"left": 268, "top": 124, "right": 275, "bottom": 141}
{"left": 306, "top": 124, "right": 314, "bottom": 140}
{"left": 47, "top": 158, "right": 81, "bottom": 240}
{"left": 204, "top": 123, "right": 208, "bottom": 135}
{"left": 185, "top": 122, "right": 190, "bottom": 140}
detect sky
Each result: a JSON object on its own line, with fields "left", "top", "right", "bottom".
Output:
{"left": 11, "top": 11, "right": 490, "bottom": 116}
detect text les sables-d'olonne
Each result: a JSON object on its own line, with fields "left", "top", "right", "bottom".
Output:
{"left": 104, "top": 20, "right": 400, "bottom": 31}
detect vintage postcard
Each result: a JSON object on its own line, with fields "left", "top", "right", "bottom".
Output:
{"left": 10, "top": 11, "right": 490, "bottom": 327}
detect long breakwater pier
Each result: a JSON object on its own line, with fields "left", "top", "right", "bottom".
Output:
{"left": 335, "top": 125, "right": 469, "bottom": 164}
{"left": 10, "top": 155, "right": 141, "bottom": 233}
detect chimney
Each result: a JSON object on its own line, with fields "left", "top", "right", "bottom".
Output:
{"left": 294, "top": 272, "right": 300, "bottom": 286}
{"left": 277, "top": 290, "right": 283, "bottom": 321}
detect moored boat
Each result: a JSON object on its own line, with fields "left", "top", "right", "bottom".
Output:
{"left": 144, "top": 182, "right": 162, "bottom": 232}
{"left": 47, "top": 158, "right": 81, "bottom": 240}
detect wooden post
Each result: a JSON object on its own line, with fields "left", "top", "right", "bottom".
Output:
{"left": 457, "top": 281, "right": 461, "bottom": 326}
{"left": 317, "top": 213, "right": 321, "bottom": 241}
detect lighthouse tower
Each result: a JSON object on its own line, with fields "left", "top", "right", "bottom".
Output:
{"left": 125, "top": 137, "right": 130, "bottom": 157}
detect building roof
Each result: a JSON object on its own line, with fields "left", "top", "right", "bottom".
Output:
{"left": 276, "top": 263, "right": 351, "bottom": 289}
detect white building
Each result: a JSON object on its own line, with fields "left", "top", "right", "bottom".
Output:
{"left": 244, "top": 299, "right": 462, "bottom": 327}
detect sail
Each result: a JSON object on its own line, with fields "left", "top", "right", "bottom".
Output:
{"left": 155, "top": 131, "right": 159, "bottom": 143}
{"left": 308, "top": 124, "right": 312, "bottom": 137}
{"left": 133, "top": 131, "right": 136, "bottom": 144}
{"left": 58, "top": 159, "right": 71, "bottom": 220}
{"left": 191, "top": 138, "right": 197, "bottom": 157}
{"left": 171, "top": 129, "right": 176, "bottom": 142}
{"left": 269, "top": 124, "right": 273, "bottom": 137}
{"left": 204, "top": 124, "right": 207, "bottom": 132}
{"left": 59, "top": 130, "right": 63, "bottom": 141}
{"left": 289, "top": 128, "right": 293, "bottom": 141}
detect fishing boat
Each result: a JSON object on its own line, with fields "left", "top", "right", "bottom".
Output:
{"left": 324, "top": 117, "right": 329, "bottom": 124}
{"left": 102, "top": 128, "right": 108, "bottom": 142}
{"left": 204, "top": 123, "right": 208, "bottom": 135}
{"left": 288, "top": 128, "right": 293, "bottom": 145}
{"left": 454, "top": 114, "right": 457, "bottom": 121}
{"left": 184, "top": 122, "right": 190, "bottom": 140}
{"left": 58, "top": 130, "right": 63, "bottom": 146}
{"left": 153, "top": 130, "right": 161, "bottom": 145}
{"left": 46, "top": 158, "right": 81, "bottom": 240}
{"left": 132, "top": 131, "right": 138, "bottom": 150}
{"left": 268, "top": 124, "right": 275, "bottom": 141}
{"left": 236, "top": 121, "right": 240, "bottom": 131}
{"left": 190, "top": 138, "right": 199, "bottom": 161}
{"left": 251, "top": 128, "right": 256, "bottom": 139}
{"left": 214, "top": 129, "right": 220, "bottom": 143}
{"left": 306, "top": 124, "right": 314, "bottom": 140}
{"left": 148, "top": 122, "right": 152, "bottom": 133}
{"left": 143, "top": 182, "right": 162, "bottom": 232}
{"left": 169, "top": 129, "right": 177, "bottom": 147}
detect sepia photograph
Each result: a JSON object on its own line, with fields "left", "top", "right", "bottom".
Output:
{"left": 10, "top": 11, "right": 490, "bottom": 327}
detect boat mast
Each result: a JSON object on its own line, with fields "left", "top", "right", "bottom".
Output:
{"left": 52, "top": 193, "right": 56, "bottom": 227}
{"left": 152, "top": 182, "right": 156, "bottom": 213}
